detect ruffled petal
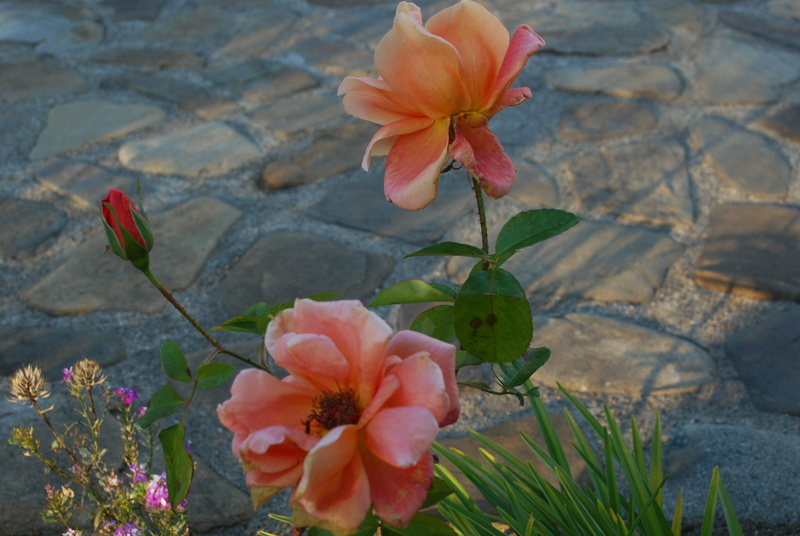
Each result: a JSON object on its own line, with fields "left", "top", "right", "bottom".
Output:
{"left": 362, "top": 450, "right": 434, "bottom": 528}
{"left": 483, "top": 86, "right": 532, "bottom": 120}
{"left": 359, "top": 373, "right": 400, "bottom": 425}
{"left": 375, "top": 2, "right": 469, "bottom": 118}
{"left": 361, "top": 116, "right": 438, "bottom": 170}
{"left": 451, "top": 113, "right": 515, "bottom": 199}
{"left": 293, "top": 425, "right": 370, "bottom": 532}
{"left": 385, "top": 330, "right": 459, "bottom": 426}
{"left": 384, "top": 118, "right": 450, "bottom": 211}
{"left": 382, "top": 353, "right": 449, "bottom": 423}
{"left": 425, "top": 0, "right": 509, "bottom": 109}
{"left": 273, "top": 333, "right": 351, "bottom": 392}
{"left": 483, "top": 25, "right": 545, "bottom": 112}
{"left": 364, "top": 406, "right": 438, "bottom": 467}
{"left": 339, "top": 76, "right": 421, "bottom": 125}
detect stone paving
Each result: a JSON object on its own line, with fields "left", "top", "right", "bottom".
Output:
{"left": 1, "top": 0, "right": 799, "bottom": 534}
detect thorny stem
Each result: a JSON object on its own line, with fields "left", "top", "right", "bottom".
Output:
{"left": 470, "top": 174, "right": 490, "bottom": 270}
{"left": 141, "top": 268, "right": 269, "bottom": 373}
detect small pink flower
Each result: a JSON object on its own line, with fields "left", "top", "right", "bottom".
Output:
{"left": 339, "top": 0, "right": 545, "bottom": 210}
{"left": 114, "top": 387, "right": 138, "bottom": 405}
{"left": 218, "top": 299, "right": 459, "bottom": 534}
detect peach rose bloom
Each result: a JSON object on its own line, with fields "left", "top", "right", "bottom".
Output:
{"left": 218, "top": 299, "right": 459, "bottom": 533}
{"left": 339, "top": 0, "right": 545, "bottom": 210}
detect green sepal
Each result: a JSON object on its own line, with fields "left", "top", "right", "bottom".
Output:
{"left": 131, "top": 208, "right": 155, "bottom": 251}
{"left": 101, "top": 218, "right": 128, "bottom": 260}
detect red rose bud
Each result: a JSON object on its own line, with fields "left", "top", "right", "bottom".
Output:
{"left": 101, "top": 189, "right": 154, "bottom": 270}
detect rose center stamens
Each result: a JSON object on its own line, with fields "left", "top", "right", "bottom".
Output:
{"left": 302, "top": 388, "right": 360, "bottom": 434}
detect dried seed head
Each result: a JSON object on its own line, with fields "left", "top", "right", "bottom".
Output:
{"left": 8, "top": 365, "right": 51, "bottom": 403}
{"left": 71, "top": 359, "right": 107, "bottom": 388}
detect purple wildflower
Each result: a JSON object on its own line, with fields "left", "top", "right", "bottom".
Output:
{"left": 112, "top": 522, "right": 142, "bottom": 536}
{"left": 61, "top": 368, "right": 73, "bottom": 383}
{"left": 114, "top": 387, "right": 138, "bottom": 405}
{"left": 145, "top": 473, "right": 171, "bottom": 511}
{"left": 128, "top": 463, "right": 147, "bottom": 483}
{"left": 136, "top": 407, "right": 147, "bottom": 419}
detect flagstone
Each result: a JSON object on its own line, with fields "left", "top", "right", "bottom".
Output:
{"left": 558, "top": 100, "right": 657, "bottom": 141}
{"left": 141, "top": 9, "right": 232, "bottom": 47}
{"left": 546, "top": 64, "right": 684, "bottom": 101}
{"left": 694, "top": 38, "right": 800, "bottom": 103}
{"left": 769, "top": 0, "right": 800, "bottom": 21}
{"left": 0, "top": 326, "right": 126, "bottom": 380}
{"left": 187, "top": 458, "right": 256, "bottom": 532}
{"left": 307, "top": 167, "right": 473, "bottom": 244}
{"left": 262, "top": 121, "right": 375, "bottom": 189}
{"left": 694, "top": 204, "right": 800, "bottom": 301}
{"left": 726, "top": 308, "right": 800, "bottom": 415}
{"left": 0, "top": 104, "right": 36, "bottom": 162}
{"left": 0, "top": 3, "right": 103, "bottom": 53}
{"left": 720, "top": 11, "right": 800, "bottom": 49}
{"left": 688, "top": 116, "right": 791, "bottom": 197}
{"left": 29, "top": 100, "right": 166, "bottom": 160}
{"left": 565, "top": 139, "right": 692, "bottom": 226}
{"left": 92, "top": 48, "right": 204, "bottom": 70}
{"left": 509, "top": 159, "right": 560, "bottom": 208}
{"left": 290, "top": 37, "right": 375, "bottom": 77}
{"left": 540, "top": 25, "right": 671, "bottom": 56}
{"left": 102, "top": 73, "right": 210, "bottom": 104}
{"left": 214, "top": 9, "right": 298, "bottom": 57}
{"left": 0, "top": 199, "right": 67, "bottom": 259}
{"left": 448, "top": 221, "right": 683, "bottom": 303}
{"left": 25, "top": 198, "right": 242, "bottom": 314}
{"left": 643, "top": 1, "right": 704, "bottom": 34}
{"left": 118, "top": 122, "right": 261, "bottom": 178}
{"left": 35, "top": 159, "right": 137, "bottom": 210}
{"left": 514, "top": 2, "right": 642, "bottom": 32}
{"left": 206, "top": 61, "right": 319, "bottom": 103}
{"left": 100, "top": 0, "right": 166, "bottom": 21}
{"left": 755, "top": 103, "right": 800, "bottom": 141}
{"left": 533, "top": 314, "right": 715, "bottom": 395}
{"left": 0, "top": 61, "right": 86, "bottom": 103}
{"left": 250, "top": 92, "right": 345, "bottom": 138}
{"left": 218, "top": 231, "right": 394, "bottom": 316}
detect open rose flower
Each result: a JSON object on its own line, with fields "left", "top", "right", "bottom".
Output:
{"left": 100, "top": 189, "right": 153, "bottom": 270}
{"left": 339, "top": 0, "right": 545, "bottom": 210}
{"left": 218, "top": 299, "right": 459, "bottom": 534}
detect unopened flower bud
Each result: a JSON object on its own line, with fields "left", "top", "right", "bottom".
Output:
{"left": 101, "top": 189, "right": 154, "bottom": 271}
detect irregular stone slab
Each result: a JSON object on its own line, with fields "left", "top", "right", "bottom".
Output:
{"left": 756, "top": 103, "right": 800, "bottom": 141}
{"left": 0, "top": 326, "right": 126, "bottom": 380}
{"left": 769, "top": 0, "right": 800, "bottom": 22}
{"left": 439, "top": 412, "right": 589, "bottom": 509}
{"left": 181, "top": 97, "right": 239, "bottom": 118}
{"left": 35, "top": 159, "right": 137, "bottom": 210}
{"left": 307, "top": 168, "right": 473, "bottom": 244}
{"left": 250, "top": 92, "right": 345, "bottom": 138}
{"left": 315, "top": 7, "right": 395, "bottom": 49}
{"left": 262, "top": 121, "right": 375, "bottom": 189}
{"left": 546, "top": 64, "right": 684, "bottom": 101}
{"left": 215, "top": 9, "right": 298, "bottom": 57}
{"left": 100, "top": 0, "right": 166, "bottom": 21}
{"left": 558, "top": 100, "right": 657, "bottom": 141}
{"left": 448, "top": 221, "right": 683, "bottom": 303}
{"left": 665, "top": 423, "right": 800, "bottom": 528}
{"left": 540, "top": 25, "right": 671, "bottom": 56}
{"left": 694, "top": 204, "right": 800, "bottom": 301}
{"left": 102, "top": 72, "right": 209, "bottom": 104}
{"left": 290, "top": 37, "right": 374, "bottom": 77}
{"left": 0, "top": 3, "right": 103, "bottom": 53}
{"left": 219, "top": 231, "right": 394, "bottom": 316}
{"left": 0, "top": 61, "right": 86, "bottom": 103}
{"left": 515, "top": 2, "right": 642, "bottom": 33}
{"left": 25, "top": 198, "right": 242, "bottom": 314}
{"left": 142, "top": 9, "right": 232, "bottom": 47}
{"left": 688, "top": 116, "right": 791, "bottom": 197}
{"left": 720, "top": 11, "right": 800, "bottom": 49}
{"left": 30, "top": 100, "right": 165, "bottom": 160}
{"left": 0, "top": 199, "right": 66, "bottom": 259}
{"left": 643, "top": 1, "right": 704, "bottom": 35}
{"left": 534, "top": 314, "right": 715, "bottom": 395}
{"left": 726, "top": 309, "right": 800, "bottom": 415}
{"left": 206, "top": 61, "right": 318, "bottom": 103}
{"left": 694, "top": 38, "right": 800, "bottom": 103}
{"left": 509, "top": 159, "right": 560, "bottom": 208}
{"left": 119, "top": 122, "right": 261, "bottom": 178}
{"left": 187, "top": 458, "right": 256, "bottom": 532}
{"left": 308, "top": 0, "right": 381, "bottom": 6}
{"left": 0, "top": 104, "right": 37, "bottom": 162}
{"left": 565, "top": 139, "right": 692, "bottom": 226}
{"left": 92, "top": 48, "right": 204, "bottom": 70}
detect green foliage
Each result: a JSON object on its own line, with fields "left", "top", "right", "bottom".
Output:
{"left": 412, "top": 304, "right": 456, "bottom": 343}
{"left": 370, "top": 280, "right": 456, "bottom": 307}
{"left": 160, "top": 340, "right": 192, "bottom": 382}
{"left": 159, "top": 424, "right": 194, "bottom": 510}
{"left": 197, "top": 362, "right": 236, "bottom": 389}
{"left": 138, "top": 383, "right": 184, "bottom": 428}
{"left": 213, "top": 293, "right": 340, "bottom": 336}
{"left": 434, "top": 385, "right": 743, "bottom": 536}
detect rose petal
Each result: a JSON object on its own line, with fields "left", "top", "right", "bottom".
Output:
{"left": 364, "top": 406, "right": 438, "bottom": 467}
{"left": 382, "top": 353, "right": 450, "bottom": 423}
{"left": 339, "top": 76, "right": 420, "bottom": 125}
{"left": 362, "top": 450, "right": 434, "bottom": 528}
{"left": 451, "top": 113, "right": 515, "bottom": 199}
{"left": 361, "top": 116, "right": 439, "bottom": 171}
{"left": 384, "top": 119, "right": 450, "bottom": 210}
{"left": 483, "top": 86, "right": 532, "bottom": 119}
{"left": 273, "top": 333, "right": 351, "bottom": 391}
{"left": 483, "top": 25, "right": 545, "bottom": 112}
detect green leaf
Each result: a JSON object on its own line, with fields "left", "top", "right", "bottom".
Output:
{"left": 454, "top": 268, "right": 533, "bottom": 362}
{"left": 455, "top": 350, "right": 482, "bottom": 369}
{"left": 405, "top": 241, "right": 491, "bottom": 260}
{"left": 160, "top": 340, "right": 192, "bottom": 382}
{"left": 370, "top": 280, "right": 456, "bottom": 307}
{"left": 495, "top": 209, "right": 581, "bottom": 258}
{"left": 139, "top": 383, "right": 185, "bottom": 428}
{"left": 411, "top": 305, "right": 455, "bottom": 342}
{"left": 421, "top": 475, "right": 456, "bottom": 509}
{"left": 382, "top": 512, "right": 458, "bottom": 536}
{"left": 159, "top": 423, "right": 194, "bottom": 509}
{"left": 211, "top": 315, "right": 263, "bottom": 335}
{"left": 492, "top": 347, "right": 550, "bottom": 389}
{"left": 307, "top": 511, "right": 379, "bottom": 536}
{"left": 197, "top": 362, "right": 236, "bottom": 390}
